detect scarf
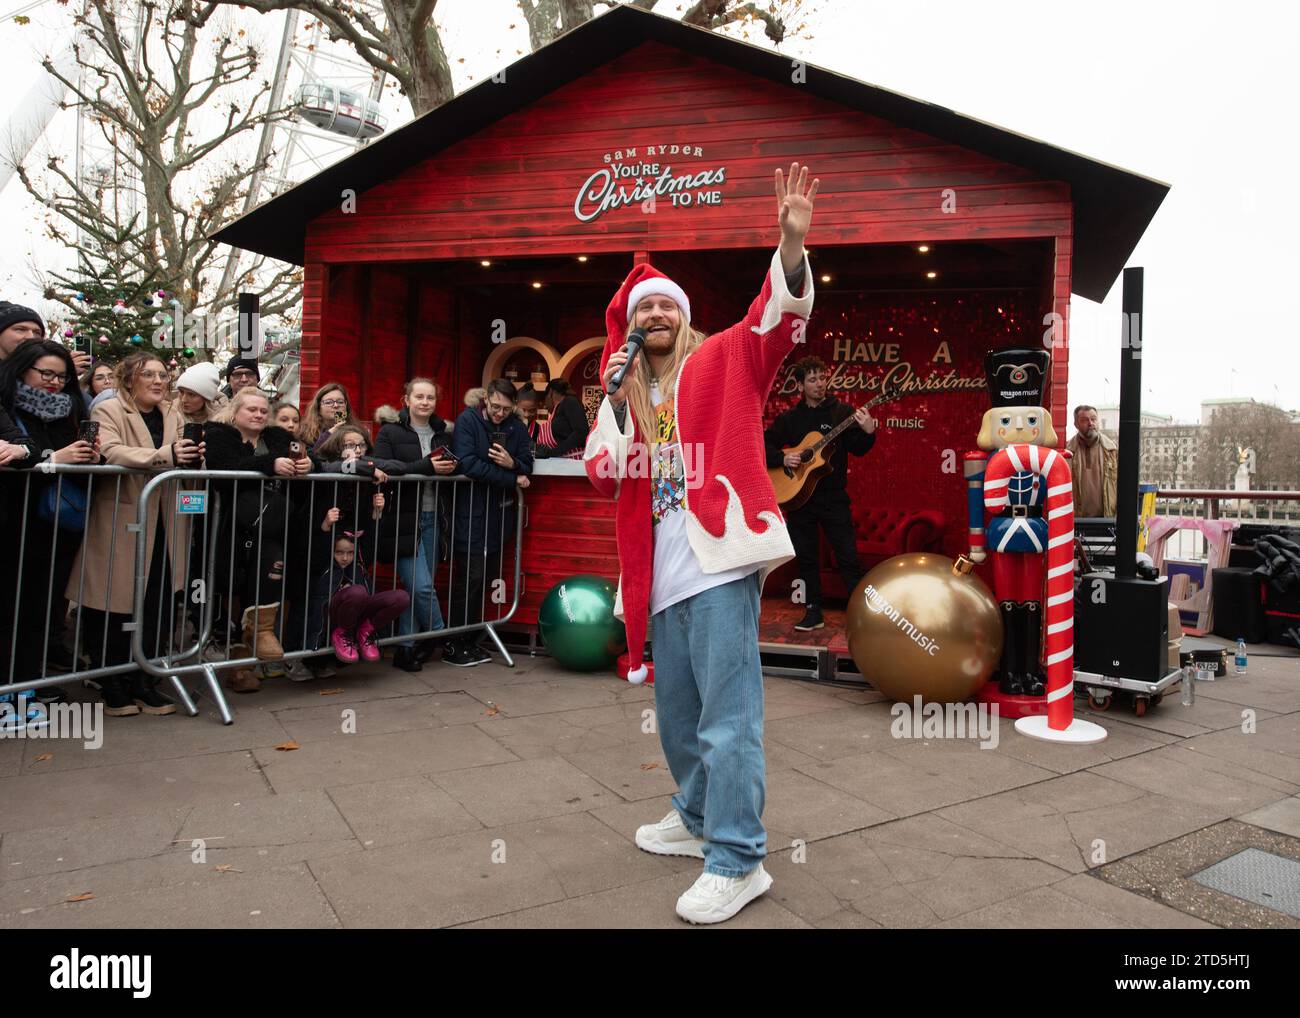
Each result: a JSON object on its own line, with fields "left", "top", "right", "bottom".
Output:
{"left": 15, "top": 382, "right": 74, "bottom": 422}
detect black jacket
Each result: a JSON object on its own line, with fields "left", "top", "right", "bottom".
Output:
{"left": 204, "top": 422, "right": 307, "bottom": 475}
{"left": 372, "top": 408, "right": 450, "bottom": 561}
{"left": 0, "top": 406, "right": 37, "bottom": 467}
{"left": 203, "top": 421, "right": 321, "bottom": 533}
{"left": 764, "top": 396, "right": 875, "bottom": 498}
{"left": 536, "top": 395, "right": 589, "bottom": 458}
{"left": 1255, "top": 535, "right": 1300, "bottom": 594}
{"left": 450, "top": 407, "right": 533, "bottom": 552}
{"left": 373, "top": 407, "right": 449, "bottom": 467}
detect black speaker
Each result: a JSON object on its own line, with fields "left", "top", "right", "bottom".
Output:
{"left": 1075, "top": 572, "right": 1170, "bottom": 681}
{"left": 1211, "top": 567, "right": 1266, "bottom": 643}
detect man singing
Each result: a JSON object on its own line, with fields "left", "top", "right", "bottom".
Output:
{"left": 764, "top": 356, "right": 877, "bottom": 631}
{"left": 585, "top": 163, "right": 818, "bottom": 924}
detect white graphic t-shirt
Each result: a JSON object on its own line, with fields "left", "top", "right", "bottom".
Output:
{"left": 648, "top": 381, "right": 754, "bottom": 615}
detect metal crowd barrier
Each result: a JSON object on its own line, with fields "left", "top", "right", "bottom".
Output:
{"left": 2, "top": 463, "right": 526, "bottom": 727}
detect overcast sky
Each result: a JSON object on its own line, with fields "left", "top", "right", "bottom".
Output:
{"left": 2, "top": 0, "right": 1296, "bottom": 422}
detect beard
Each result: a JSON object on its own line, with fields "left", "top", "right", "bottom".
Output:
{"left": 641, "top": 324, "right": 675, "bottom": 356}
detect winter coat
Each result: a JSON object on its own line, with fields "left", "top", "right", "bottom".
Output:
{"left": 449, "top": 407, "right": 533, "bottom": 553}
{"left": 373, "top": 408, "right": 450, "bottom": 557}
{"left": 66, "top": 397, "right": 190, "bottom": 614}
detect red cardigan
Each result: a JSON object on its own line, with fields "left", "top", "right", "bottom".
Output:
{"left": 585, "top": 248, "right": 814, "bottom": 680}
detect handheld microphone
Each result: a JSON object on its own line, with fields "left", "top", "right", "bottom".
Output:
{"left": 606, "top": 327, "right": 646, "bottom": 395}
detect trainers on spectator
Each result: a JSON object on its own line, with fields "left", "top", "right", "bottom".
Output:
{"left": 356, "top": 620, "right": 381, "bottom": 662}
{"left": 100, "top": 677, "right": 141, "bottom": 717}
{"left": 332, "top": 627, "right": 359, "bottom": 665}
{"left": 285, "top": 660, "right": 314, "bottom": 682}
{"left": 129, "top": 674, "right": 176, "bottom": 716}
{"left": 306, "top": 658, "right": 336, "bottom": 680}
{"left": 443, "top": 640, "right": 487, "bottom": 668}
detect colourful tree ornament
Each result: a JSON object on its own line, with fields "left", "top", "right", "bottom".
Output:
{"left": 112, "top": 299, "right": 128, "bottom": 316}
{"left": 130, "top": 334, "right": 143, "bottom": 344}
{"left": 63, "top": 328, "right": 74, "bottom": 337}
{"left": 182, "top": 347, "right": 195, "bottom": 358}
{"left": 98, "top": 335, "right": 109, "bottom": 344}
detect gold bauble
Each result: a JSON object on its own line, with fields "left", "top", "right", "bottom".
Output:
{"left": 846, "top": 553, "right": 1003, "bottom": 704}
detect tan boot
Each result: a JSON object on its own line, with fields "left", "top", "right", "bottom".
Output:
{"left": 225, "top": 641, "right": 260, "bottom": 693}
{"left": 242, "top": 604, "right": 284, "bottom": 661}
{"left": 227, "top": 666, "right": 261, "bottom": 694}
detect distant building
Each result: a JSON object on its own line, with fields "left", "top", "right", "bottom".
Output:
{"left": 1200, "top": 396, "right": 1256, "bottom": 426}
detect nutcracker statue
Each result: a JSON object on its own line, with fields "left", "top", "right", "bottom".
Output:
{"left": 963, "top": 349, "right": 1070, "bottom": 716}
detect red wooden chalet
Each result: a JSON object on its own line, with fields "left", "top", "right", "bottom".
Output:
{"left": 213, "top": 4, "right": 1168, "bottom": 629}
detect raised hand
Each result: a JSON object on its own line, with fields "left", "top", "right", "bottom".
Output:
{"left": 776, "top": 162, "right": 819, "bottom": 245}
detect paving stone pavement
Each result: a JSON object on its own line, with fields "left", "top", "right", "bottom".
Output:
{"left": 1, "top": 639, "right": 1295, "bottom": 929}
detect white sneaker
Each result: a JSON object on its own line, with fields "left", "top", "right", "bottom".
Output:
{"left": 675, "top": 863, "right": 773, "bottom": 925}
{"left": 635, "top": 810, "right": 706, "bottom": 859}
{"left": 285, "top": 660, "right": 314, "bottom": 682}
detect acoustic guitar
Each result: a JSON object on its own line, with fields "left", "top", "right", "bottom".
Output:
{"left": 767, "top": 390, "right": 897, "bottom": 511}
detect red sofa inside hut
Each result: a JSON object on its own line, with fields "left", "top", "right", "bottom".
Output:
{"left": 766, "top": 504, "right": 946, "bottom": 601}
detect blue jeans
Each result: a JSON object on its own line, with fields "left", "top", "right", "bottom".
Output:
{"left": 394, "top": 510, "right": 445, "bottom": 646}
{"left": 651, "top": 570, "right": 765, "bottom": 878}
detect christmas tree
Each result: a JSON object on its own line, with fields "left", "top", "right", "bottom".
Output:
{"left": 44, "top": 262, "right": 197, "bottom": 366}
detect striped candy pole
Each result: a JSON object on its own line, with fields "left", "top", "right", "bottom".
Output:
{"left": 982, "top": 443, "right": 1076, "bottom": 731}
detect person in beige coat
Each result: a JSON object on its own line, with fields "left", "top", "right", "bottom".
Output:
{"left": 69, "top": 352, "right": 203, "bottom": 716}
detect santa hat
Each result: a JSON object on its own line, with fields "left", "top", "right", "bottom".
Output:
{"left": 605, "top": 265, "right": 691, "bottom": 358}
{"left": 593, "top": 264, "right": 692, "bottom": 687}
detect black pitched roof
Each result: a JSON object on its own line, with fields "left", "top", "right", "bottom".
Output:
{"left": 212, "top": 4, "right": 1169, "bottom": 303}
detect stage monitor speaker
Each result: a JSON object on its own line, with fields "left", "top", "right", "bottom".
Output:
{"left": 1075, "top": 572, "right": 1170, "bottom": 681}
{"left": 1211, "top": 567, "right": 1266, "bottom": 643}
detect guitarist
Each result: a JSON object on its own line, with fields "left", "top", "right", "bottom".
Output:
{"left": 764, "top": 356, "right": 878, "bottom": 631}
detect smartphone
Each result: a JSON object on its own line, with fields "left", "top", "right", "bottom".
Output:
{"left": 334, "top": 410, "right": 347, "bottom": 424}
{"left": 289, "top": 440, "right": 307, "bottom": 460}
{"left": 182, "top": 422, "right": 204, "bottom": 445}
{"left": 490, "top": 431, "right": 506, "bottom": 447}
{"left": 75, "top": 333, "right": 93, "bottom": 356}
{"left": 78, "top": 420, "right": 100, "bottom": 445}
{"left": 431, "top": 445, "right": 459, "bottom": 463}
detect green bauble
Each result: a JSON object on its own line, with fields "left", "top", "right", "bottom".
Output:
{"left": 538, "top": 575, "right": 626, "bottom": 672}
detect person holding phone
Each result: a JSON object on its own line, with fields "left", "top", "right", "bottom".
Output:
{"left": 205, "top": 387, "right": 317, "bottom": 692}
{"left": 447, "top": 378, "right": 533, "bottom": 667}
{"left": 0, "top": 340, "right": 97, "bottom": 708}
{"left": 301, "top": 382, "right": 363, "bottom": 454}
{"left": 373, "top": 377, "right": 457, "bottom": 672}
{"left": 72, "top": 352, "right": 203, "bottom": 716}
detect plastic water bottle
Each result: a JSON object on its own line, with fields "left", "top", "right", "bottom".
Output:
{"left": 1235, "top": 638, "right": 1248, "bottom": 675}
{"left": 1180, "top": 664, "right": 1195, "bottom": 707}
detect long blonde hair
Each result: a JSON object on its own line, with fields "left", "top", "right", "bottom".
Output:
{"left": 623, "top": 316, "right": 706, "bottom": 443}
